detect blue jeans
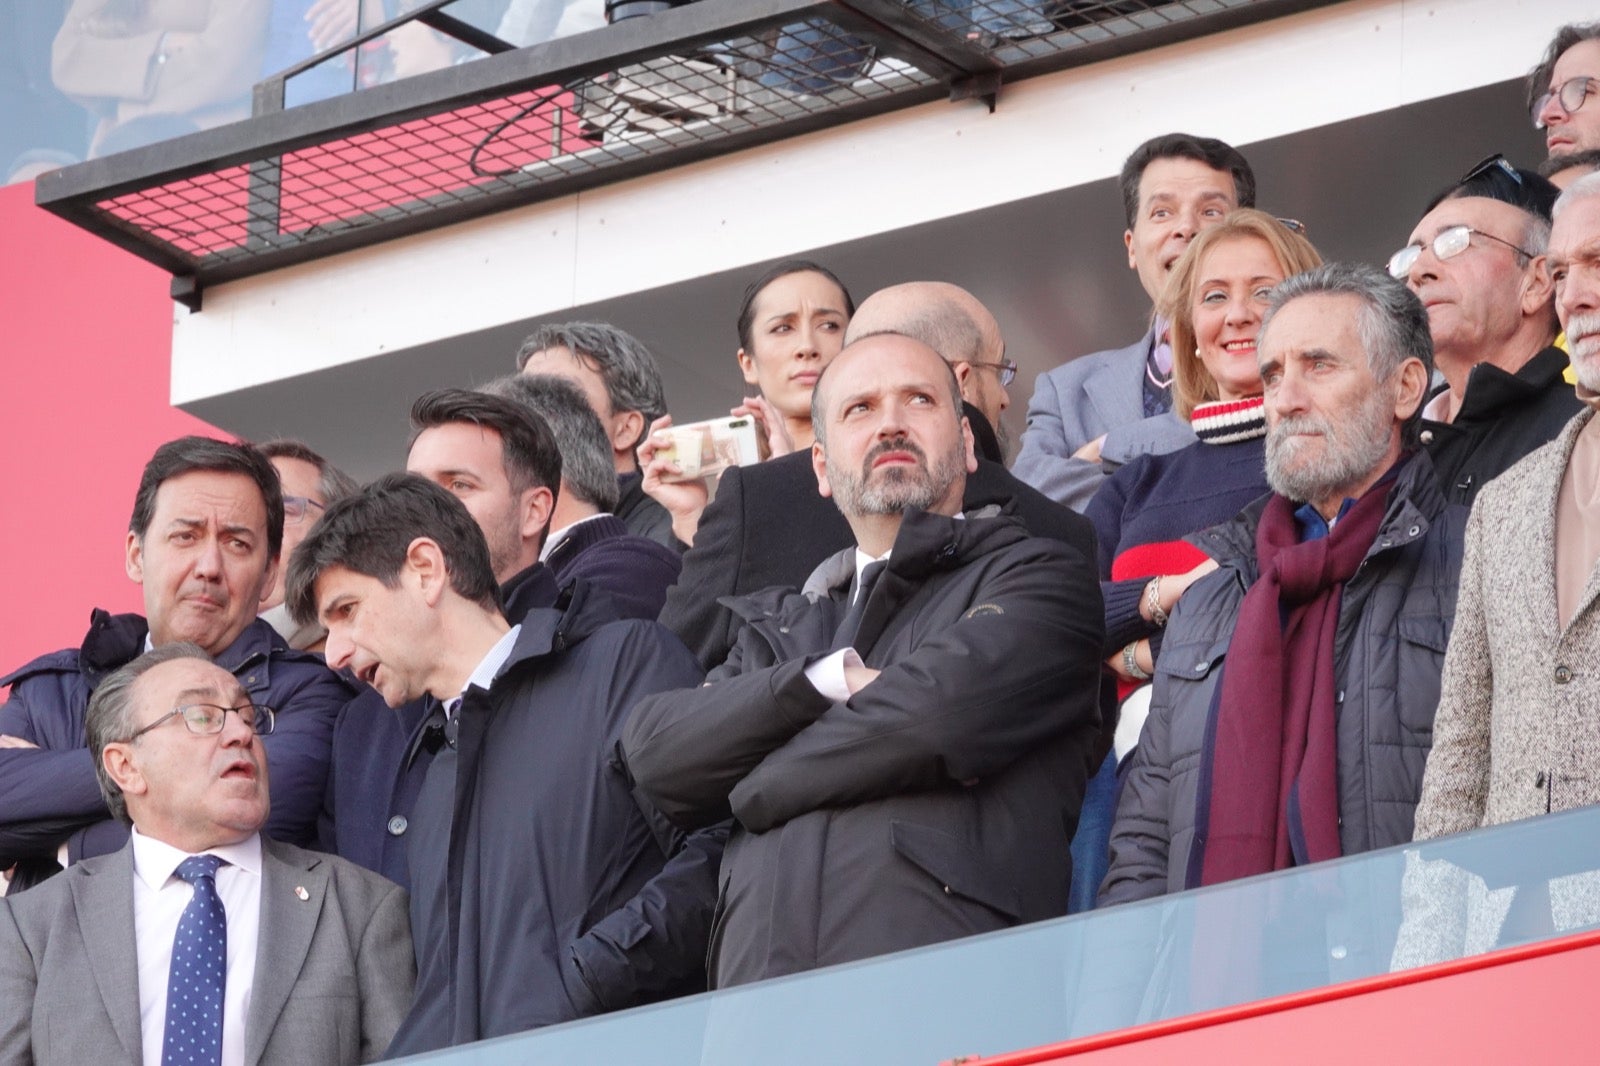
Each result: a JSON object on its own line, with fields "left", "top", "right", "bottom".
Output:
{"left": 1068, "top": 752, "right": 1118, "bottom": 913}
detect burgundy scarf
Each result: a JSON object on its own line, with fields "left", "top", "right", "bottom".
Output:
{"left": 1196, "top": 477, "right": 1392, "bottom": 887}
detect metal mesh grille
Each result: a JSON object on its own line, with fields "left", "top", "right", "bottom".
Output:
{"left": 42, "top": 0, "right": 1326, "bottom": 293}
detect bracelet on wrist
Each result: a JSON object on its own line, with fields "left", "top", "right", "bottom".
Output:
{"left": 1121, "top": 641, "right": 1151, "bottom": 681}
{"left": 1144, "top": 576, "right": 1169, "bottom": 627}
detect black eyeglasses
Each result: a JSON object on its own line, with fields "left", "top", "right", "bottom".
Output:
{"left": 1387, "top": 224, "right": 1535, "bottom": 279}
{"left": 283, "top": 495, "right": 325, "bottom": 525}
{"left": 1533, "top": 76, "right": 1596, "bottom": 128}
{"left": 1276, "top": 217, "right": 1307, "bottom": 235}
{"left": 127, "top": 702, "right": 277, "bottom": 741}
{"left": 971, "top": 359, "right": 1019, "bottom": 387}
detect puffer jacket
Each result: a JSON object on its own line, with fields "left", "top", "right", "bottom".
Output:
{"left": 1101, "top": 450, "right": 1466, "bottom": 904}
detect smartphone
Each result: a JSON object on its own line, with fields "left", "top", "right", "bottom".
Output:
{"left": 658, "top": 415, "right": 766, "bottom": 482}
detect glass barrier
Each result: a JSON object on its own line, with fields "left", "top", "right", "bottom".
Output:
{"left": 0, "top": 0, "right": 606, "bottom": 184}
{"left": 395, "top": 805, "right": 1600, "bottom": 1064}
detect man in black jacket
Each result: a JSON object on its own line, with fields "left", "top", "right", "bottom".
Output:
{"left": 287, "top": 474, "right": 719, "bottom": 1054}
{"left": 623, "top": 333, "right": 1103, "bottom": 987}
{"left": 658, "top": 282, "right": 1098, "bottom": 671}
{"left": 1391, "top": 155, "right": 1579, "bottom": 504}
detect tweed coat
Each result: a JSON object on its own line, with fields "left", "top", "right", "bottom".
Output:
{"left": 1413, "top": 405, "right": 1600, "bottom": 839}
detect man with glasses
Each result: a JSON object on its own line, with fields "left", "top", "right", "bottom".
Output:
{"left": 0, "top": 436, "right": 350, "bottom": 893}
{"left": 258, "top": 440, "right": 359, "bottom": 651}
{"left": 1529, "top": 21, "right": 1600, "bottom": 165}
{"left": 0, "top": 644, "right": 413, "bottom": 1065}
{"left": 1014, "top": 133, "right": 1256, "bottom": 511}
{"left": 658, "top": 281, "right": 1096, "bottom": 672}
{"left": 1390, "top": 155, "right": 1579, "bottom": 505}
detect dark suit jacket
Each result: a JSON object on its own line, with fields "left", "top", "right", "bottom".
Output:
{"left": 0, "top": 836, "right": 414, "bottom": 1065}
{"left": 657, "top": 410, "right": 1099, "bottom": 671}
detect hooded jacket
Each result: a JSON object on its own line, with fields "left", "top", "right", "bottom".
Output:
{"left": 623, "top": 506, "right": 1104, "bottom": 987}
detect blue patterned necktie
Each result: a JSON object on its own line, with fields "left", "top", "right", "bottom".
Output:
{"left": 162, "top": 854, "right": 227, "bottom": 1066}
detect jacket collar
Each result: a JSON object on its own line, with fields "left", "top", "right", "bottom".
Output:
{"left": 77, "top": 613, "right": 286, "bottom": 691}
{"left": 796, "top": 503, "right": 1017, "bottom": 601}
{"left": 499, "top": 560, "right": 559, "bottom": 623}
{"left": 1196, "top": 449, "right": 1448, "bottom": 572}
{"left": 543, "top": 513, "right": 629, "bottom": 571}
{"left": 1426, "top": 344, "right": 1569, "bottom": 427}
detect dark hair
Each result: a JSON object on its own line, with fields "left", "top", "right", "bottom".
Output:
{"left": 513, "top": 322, "right": 668, "bottom": 448}
{"left": 1526, "top": 22, "right": 1600, "bottom": 113}
{"left": 480, "top": 375, "right": 620, "bottom": 512}
{"left": 87, "top": 642, "right": 213, "bottom": 825}
{"left": 810, "top": 330, "right": 964, "bottom": 446}
{"left": 409, "top": 388, "right": 562, "bottom": 497}
{"left": 1425, "top": 157, "right": 1560, "bottom": 224}
{"left": 130, "top": 436, "right": 284, "bottom": 559}
{"left": 286, "top": 473, "right": 501, "bottom": 627}
{"left": 1119, "top": 133, "right": 1257, "bottom": 228}
{"left": 1540, "top": 148, "right": 1600, "bottom": 180}
{"left": 1259, "top": 262, "right": 1434, "bottom": 448}
{"left": 259, "top": 438, "right": 360, "bottom": 506}
{"left": 735, "top": 259, "right": 856, "bottom": 353}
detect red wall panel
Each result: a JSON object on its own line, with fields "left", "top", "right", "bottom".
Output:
{"left": 0, "top": 181, "right": 220, "bottom": 675}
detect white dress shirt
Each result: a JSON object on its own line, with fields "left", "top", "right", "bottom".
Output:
{"left": 804, "top": 547, "right": 890, "bottom": 701}
{"left": 132, "top": 828, "right": 262, "bottom": 1066}
{"left": 444, "top": 625, "right": 521, "bottom": 720}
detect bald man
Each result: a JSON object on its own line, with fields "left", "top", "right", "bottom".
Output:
{"left": 658, "top": 283, "right": 1097, "bottom": 673}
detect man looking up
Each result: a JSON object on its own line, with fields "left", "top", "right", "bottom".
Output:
{"left": 1014, "top": 133, "right": 1256, "bottom": 510}
{"left": 1393, "top": 154, "right": 1578, "bottom": 504}
{"left": 515, "top": 321, "right": 679, "bottom": 549}
{"left": 625, "top": 332, "right": 1103, "bottom": 986}
{"left": 1102, "top": 264, "right": 1464, "bottom": 903}
{"left": 0, "top": 644, "right": 413, "bottom": 1065}
{"left": 658, "top": 283, "right": 1095, "bottom": 672}
{"left": 0, "top": 436, "right": 348, "bottom": 892}
{"left": 288, "top": 474, "right": 718, "bottom": 1055}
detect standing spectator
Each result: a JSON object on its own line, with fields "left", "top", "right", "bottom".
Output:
{"left": 52, "top": 0, "right": 272, "bottom": 156}
{"left": 1391, "top": 154, "right": 1578, "bottom": 505}
{"left": 1529, "top": 21, "right": 1600, "bottom": 166}
{"left": 624, "top": 332, "right": 1103, "bottom": 986}
{"left": 1079, "top": 210, "right": 1321, "bottom": 910}
{"left": 656, "top": 282, "right": 1095, "bottom": 673}
{"left": 288, "top": 474, "right": 719, "bottom": 1054}
{"left": 0, "top": 437, "right": 349, "bottom": 892}
{"left": 1102, "top": 264, "right": 1463, "bottom": 903}
{"left": 257, "top": 439, "right": 359, "bottom": 651}
{"left": 638, "top": 260, "right": 855, "bottom": 546}
{"left": 0, "top": 644, "right": 413, "bottom": 1065}
{"left": 1413, "top": 173, "right": 1600, "bottom": 841}
{"left": 515, "top": 322, "right": 680, "bottom": 550}
{"left": 1013, "top": 133, "right": 1257, "bottom": 511}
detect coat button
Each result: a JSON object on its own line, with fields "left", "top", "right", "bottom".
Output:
{"left": 1556, "top": 665, "right": 1574, "bottom": 684}
{"left": 943, "top": 885, "right": 951, "bottom": 894}
{"left": 1195, "top": 662, "right": 1208, "bottom": 674}
{"left": 386, "top": 815, "right": 409, "bottom": 836}
{"left": 1419, "top": 429, "right": 1434, "bottom": 444}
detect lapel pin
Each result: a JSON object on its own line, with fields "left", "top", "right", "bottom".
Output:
{"left": 295, "top": 885, "right": 310, "bottom": 901}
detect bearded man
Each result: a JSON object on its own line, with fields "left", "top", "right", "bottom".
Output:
{"left": 1102, "top": 263, "right": 1467, "bottom": 903}
{"left": 622, "top": 331, "right": 1105, "bottom": 986}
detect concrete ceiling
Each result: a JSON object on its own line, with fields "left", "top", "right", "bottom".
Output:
{"left": 186, "top": 76, "right": 1545, "bottom": 480}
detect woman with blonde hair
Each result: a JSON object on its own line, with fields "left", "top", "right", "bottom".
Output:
{"left": 1072, "top": 208, "right": 1322, "bottom": 910}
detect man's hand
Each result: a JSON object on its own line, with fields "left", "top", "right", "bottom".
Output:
{"left": 842, "top": 664, "right": 881, "bottom": 694}
{"left": 1072, "top": 433, "right": 1107, "bottom": 464}
{"left": 0, "top": 735, "right": 37, "bottom": 749}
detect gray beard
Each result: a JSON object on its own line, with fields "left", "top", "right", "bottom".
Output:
{"left": 1265, "top": 388, "right": 1394, "bottom": 506}
{"left": 829, "top": 438, "right": 966, "bottom": 518}
{"left": 1566, "top": 313, "right": 1600, "bottom": 393}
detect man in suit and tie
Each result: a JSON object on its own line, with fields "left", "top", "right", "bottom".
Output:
{"left": 1012, "top": 133, "right": 1256, "bottom": 510}
{"left": 0, "top": 643, "right": 413, "bottom": 1066}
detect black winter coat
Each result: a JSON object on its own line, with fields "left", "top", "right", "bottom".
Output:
{"left": 624, "top": 507, "right": 1104, "bottom": 987}
{"left": 386, "top": 582, "right": 720, "bottom": 1057}
{"left": 1101, "top": 451, "right": 1467, "bottom": 905}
